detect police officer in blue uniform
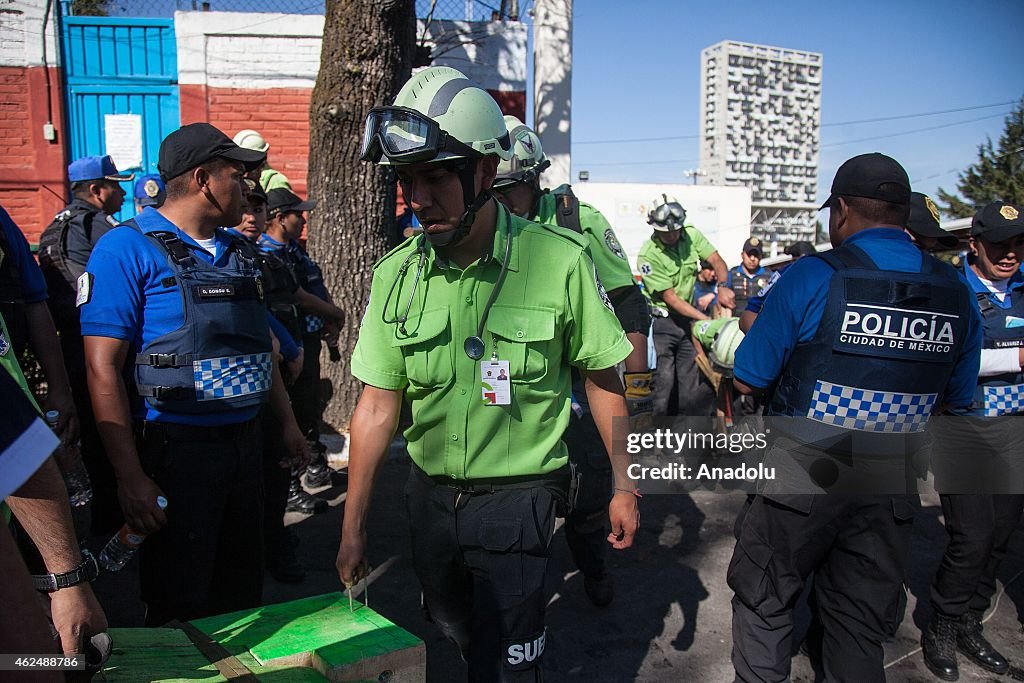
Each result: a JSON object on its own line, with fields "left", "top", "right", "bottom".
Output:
{"left": 38, "top": 155, "right": 135, "bottom": 534}
{"left": 80, "top": 123, "right": 310, "bottom": 625}
{"left": 729, "top": 153, "right": 983, "bottom": 682}
{"left": 0, "top": 205, "right": 79, "bottom": 449}
{"left": 922, "top": 201, "right": 1024, "bottom": 681}
{"left": 727, "top": 237, "right": 771, "bottom": 314}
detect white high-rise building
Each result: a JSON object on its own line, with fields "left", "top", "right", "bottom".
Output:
{"left": 699, "top": 40, "right": 823, "bottom": 244}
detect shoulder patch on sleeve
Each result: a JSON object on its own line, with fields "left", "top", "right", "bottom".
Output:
{"left": 639, "top": 262, "right": 653, "bottom": 275}
{"left": 76, "top": 272, "right": 93, "bottom": 307}
{"left": 603, "top": 228, "right": 627, "bottom": 261}
{"left": 594, "top": 266, "right": 613, "bottom": 311}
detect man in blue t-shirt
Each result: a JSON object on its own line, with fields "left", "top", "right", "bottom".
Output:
{"left": 80, "top": 123, "right": 310, "bottom": 625}
{"left": 728, "top": 153, "right": 982, "bottom": 681}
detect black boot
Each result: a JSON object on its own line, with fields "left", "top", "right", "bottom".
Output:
{"left": 286, "top": 475, "right": 327, "bottom": 514}
{"left": 922, "top": 614, "right": 960, "bottom": 681}
{"left": 303, "top": 441, "right": 332, "bottom": 489}
{"left": 957, "top": 609, "right": 1009, "bottom": 675}
{"left": 583, "top": 571, "right": 614, "bottom": 607}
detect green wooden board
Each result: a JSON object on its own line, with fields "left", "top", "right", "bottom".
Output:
{"left": 191, "top": 592, "right": 421, "bottom": 669}
{"left": 99, "top": 628, "right": 227, "bottom": 683}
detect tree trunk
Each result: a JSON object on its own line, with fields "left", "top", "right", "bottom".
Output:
{"left": 307, "top": 0, "right": 416, "bottom": 431}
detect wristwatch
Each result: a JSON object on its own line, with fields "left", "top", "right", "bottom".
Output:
{"left": 32, "top": 548, "right": 100, "bottom": 592}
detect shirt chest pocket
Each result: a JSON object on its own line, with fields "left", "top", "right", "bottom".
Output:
{"left": 486, "top": 306, "right": 556, "bottom": 384}
{"left": 391, "top": 307, "right": 453, "bottom": 388}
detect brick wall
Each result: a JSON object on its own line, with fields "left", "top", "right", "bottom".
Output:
{"left": 0, "top": 65, "right": 68, "bottom": 243}
{"left": 181, "top": 84, "right": 312, "bottom": 196}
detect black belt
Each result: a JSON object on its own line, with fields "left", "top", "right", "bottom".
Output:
{"left": 140, "top": 418, "right": 259, "bottom": 442}
{"left": 417, "top": 463, "right": 570, "bottom": 493}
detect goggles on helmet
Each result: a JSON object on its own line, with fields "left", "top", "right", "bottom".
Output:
{"left": 492, "top": 158, "right": 551, "bottom": 193}
{"left": 649, "top": 200, "right": 686, "bottom": 229}
{"left": 360, "top": 106, "right": 481, "bottom": 164}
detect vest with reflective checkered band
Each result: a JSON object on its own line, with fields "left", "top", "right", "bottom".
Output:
{"left": 962, "top": 264, "right": 1024, "bottom": 416}
{"left": 728, "top": 265, "right": 770, "bottom": 312}
{"left": 131, "top": 224, "right": 273, "bottom": 414}
{"left": 767, "top": 244, "right": 970, "bottom": 454}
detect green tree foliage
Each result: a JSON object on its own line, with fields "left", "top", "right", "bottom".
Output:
{"left": 71, "top": 0, "right": 109, "bottom": 16}
{"left": 937, "top": 98, "right": 1024, "bottom": 218}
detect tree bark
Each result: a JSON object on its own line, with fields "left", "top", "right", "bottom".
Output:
{"left": 307, "top": 0, "right": 415, "bottom": 430}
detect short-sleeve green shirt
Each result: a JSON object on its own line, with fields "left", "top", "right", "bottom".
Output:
{"left": 636, "top": 226, "right": 717, "bottom": 312}
{"left": 533, "top": 187, "right": 637, "bottom": 292}
{"left": 352, "top": 206, "right": 632, "bottom": 480}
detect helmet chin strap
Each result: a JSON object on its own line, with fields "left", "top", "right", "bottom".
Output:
{"left": 424, "top": 157, "right": 491, "bottom": 248}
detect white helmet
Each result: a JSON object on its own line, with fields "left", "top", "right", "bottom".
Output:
{"left": 647, "top": 194, "right": 687, "bottom": 231}
{"left": 494, "top": 116, "right": 549, "bottom": 190}
{"left": 233, "top": 129, "right": 269, "bottom": 153}
{"left": 361, "top": 66, "right": 512, "bottom": 166}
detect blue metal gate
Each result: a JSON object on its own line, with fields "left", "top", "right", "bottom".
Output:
{"left": 61, "top": 16, "right": 179, "bottom": 222}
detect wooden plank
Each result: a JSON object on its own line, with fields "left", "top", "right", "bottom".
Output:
{"left": 100, "top": 628, "right": 227, "bottom": 683}
{"left": 190, "top": 592, "right": 425, "bottom": 682}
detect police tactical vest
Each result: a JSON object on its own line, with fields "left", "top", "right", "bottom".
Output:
{"left": 132, "top": 225, "right": 273, "bottom": 413}
{"left": 767, "top": 244, "right": 970, "bottom": 453}
{"left": 962, "top": 266, "right": 1024, "bottom": 416}
{"left": 259, "top": 249, "right": 303, "bottom": 339}
{"left": 37, "top": 204, "right": 100, "bottom": 334}
{"left": 729, "top": 265, "right": 770, "bottom": 311}
{"left": 0, "top": 223, "right": 28, "bottom": 355}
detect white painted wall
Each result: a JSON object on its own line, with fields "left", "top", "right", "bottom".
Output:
{"left": 572, "top": 183, "right": 754, "bottom": 274}
{"left": 175, "top": 11, "right": 527, "bottom": 92}
{"left": 0, "top": 0, "right": 60, "bottom": 68}
{"left": 533, "top": 0, "right": 572, "bottom": 187}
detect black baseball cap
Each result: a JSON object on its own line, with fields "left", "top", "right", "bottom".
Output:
{"left": 784, "top": 241, "right": 817, "bottom": 258}
{"left": 971, "top": 201, "right": 1024, "bottom": 243}
{"left": 158, "top": 123, "right": 266, "bottom": 181}
{"left": 266, "top": 188, "right": 317, "bottom": 214}
{"left": 819, "top": 152, "right": 911, "bottom": 211}
{"left": 907, "top": 192, "right": 958, "bottom": 248}
{"left": 742, "top": 237, "right": 763, "bottom": 255}
{"left": 245, "top": 181, "right": 268, "bottom": 205}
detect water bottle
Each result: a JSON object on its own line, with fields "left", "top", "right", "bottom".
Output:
{"left": 98, "top": 495, "right": 169, "bottom": 572}
{"left": 45, "top": 410, "right": 92, "bottom": 508}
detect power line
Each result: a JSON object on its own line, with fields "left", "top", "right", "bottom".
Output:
{"left": 820, "top": 111, "right": 1009, "bottom": 148}
{"left": 574, "top": 100, "right": 1017, "bottom": 145}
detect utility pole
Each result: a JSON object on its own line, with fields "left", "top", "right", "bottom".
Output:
{"left": 685, "top": 168, "right": 707, "bottom": 185}
{"left": 533, "top": 0, "right": 572, "bottom": 187}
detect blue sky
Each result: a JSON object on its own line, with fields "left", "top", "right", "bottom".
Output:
{"left": 564, "top": 0, "right": 1024, "bottom": 207}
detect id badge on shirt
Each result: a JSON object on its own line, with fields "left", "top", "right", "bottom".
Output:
{"left": 481, "top": 359, "right": 511, "bottom": 406}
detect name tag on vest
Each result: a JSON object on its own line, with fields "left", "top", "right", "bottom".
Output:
{"left": 196, "top": 284, "right": 236, "bottom": 299}
{"left": 835, "top": 303, "right": 958, "bottom": 362}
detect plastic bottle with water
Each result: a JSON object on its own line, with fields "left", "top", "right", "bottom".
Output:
{"left": 45, "top": 410, "right": 92, "bottom": 508}
{"left": 98, "top": 496, "right": 169, "bottom": 571}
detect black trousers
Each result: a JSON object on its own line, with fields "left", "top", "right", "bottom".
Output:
{"left": 137, "top": 419, "right": 264, "bottom": 627}
{"left": 288, "top": 332, "right": 322, "bottom": 440}
{"left": 260, "top": 411, "right": 292, "bottom": 560}
{"left": 405, "top": 465, "right": 557, "bottom": 682}
{"left": 728, "top": 491, "right": 915, "bottom": 682}
{"left": 931, "top": 493, "right": 1024, "bottom": 618}
{"left": 562, "top": 409, "right": 610, "bottom": 579}
{"left": 651, "top": 315, "right": 715, "bottom": 417}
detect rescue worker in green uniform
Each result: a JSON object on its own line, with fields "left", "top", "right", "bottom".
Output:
{"left": 337, "top": 67, "right": 639, "bottom": 682}
{"left": 490, "top": 115, "right": 650, "bottom": 606}
{"left": 638, "top": 196, "right": 734, "bottom": 416}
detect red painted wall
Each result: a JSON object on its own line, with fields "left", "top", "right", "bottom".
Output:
{"left": 180, "top": 84, "right": 311, "bottom": 197}
{"left": 181, "top": 83, "right": 526, "bottom": 215}
{"left": 0, "top": 66, "right": 69, "bottom": 243}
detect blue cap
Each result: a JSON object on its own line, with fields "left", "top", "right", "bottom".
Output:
{"left": 133, "top": 174, "right": 166, "bottom": 208}
{"left": 68, "top": 155, "right": 135, "bottom": 183}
